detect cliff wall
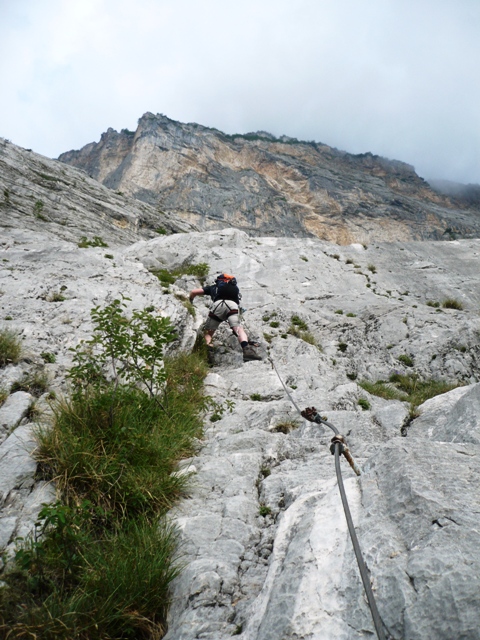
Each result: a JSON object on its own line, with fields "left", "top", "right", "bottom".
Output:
{"left": 59, "top": 113, "right": 480, "bottom": 243}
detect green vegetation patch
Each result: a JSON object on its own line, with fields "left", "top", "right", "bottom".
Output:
{"left": 0, "top": 388, "right": 8, "bottom": 406}
{"left": 442, "top": 298, "right": 464, "bottom": 310}
{"left": 77, "top": 236, "right": 109, "bottom": 248}
{"left": 0, "top": 299, "right": 208, "bottom": 639}
{"left": 398, "top": 354, "right": 414, "bottom": 367}
{"left": 358, "top": 398, "right": 370, "bottom": 411}
{"left": 153, "top": 262, "right": 209, "bottom": 286}
{"left": 11, "top": 371, "right": 49, "bottom": 397}
{"left": 359, "top": 373, "right": 462, "bottom": 416}
{"left": 0, "top": 328, "right": 22, "bottom": 367}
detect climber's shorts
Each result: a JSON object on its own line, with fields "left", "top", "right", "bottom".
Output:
{"left": 204, "top": 299, "right": 240, "bottom": 332}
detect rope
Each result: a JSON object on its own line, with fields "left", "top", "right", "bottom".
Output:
{"left": 267, "top": 351, "right": 388, "bottom": 640}
{"left": 333, "top": 442, "right": 387, "bottom": 640}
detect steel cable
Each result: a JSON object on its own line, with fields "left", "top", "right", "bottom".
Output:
{"left": 267, "top": 353, "right": 388, "bottom": 640}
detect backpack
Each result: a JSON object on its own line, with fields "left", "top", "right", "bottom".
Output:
{"left": 213, "top": 273, "right": 240, "bottom": 303}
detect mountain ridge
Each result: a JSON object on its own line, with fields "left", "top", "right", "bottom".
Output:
{"left": 59, "top": 112, "right": 480, "bottom": 243}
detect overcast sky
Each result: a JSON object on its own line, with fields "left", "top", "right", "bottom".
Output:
{"left": 1, "top": 0, "right": 479, "bottom": 184}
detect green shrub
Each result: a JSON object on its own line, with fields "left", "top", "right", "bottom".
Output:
{"left": 250, "top": 393, "right": 263, "bottom": 401}
{"left": 155, "top": 227, "right": 168, "bottom": 235}
{"left": 152, "top": 262, "right": 209, "bottom": 286}
{"left": 290, "top": 315, "right": 308, "bottom": 331}
{"left": 442, "top": 298, "right": 464, "bottom": 310}
{"left": 335, "top": 309, "right": 343, "bottom": 315}
{"left": 78, "top": 236, "right": 109, "bottom": 248}
{"left": 0, "top": 301, "right": 208, "bottom": 638}
{"left": 262, "top": 312, "right": 277, "bottom": 322}
{"left": 338, "top": 342, "right": 348, "bottom": 353}
{"left": 0, "top": 328, "right": 22, "bottom": 366}
{"left": 398, "top": 354, "right": 414, "bottom": 367}
{"left": 426, "top": 300, "right": 440, "bottom": 308}
{"left": 346, "top": 312, "right": 356, "bottom": 317}
{"left": 269, "top": 321, "right": 280, "bottom": 328}
{"left": 259, "top": 505, "right": 272, "bottom": 516}
{"left": 367, "top": 264, "right": 377, "bottom": 273}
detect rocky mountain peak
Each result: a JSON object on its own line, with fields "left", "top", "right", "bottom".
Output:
{"left": 59, "top": 113, "right": 480, "bottom": 244}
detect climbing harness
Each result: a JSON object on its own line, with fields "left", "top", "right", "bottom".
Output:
{"left": 267, "top": 354, "right": 388, "bottom": 640}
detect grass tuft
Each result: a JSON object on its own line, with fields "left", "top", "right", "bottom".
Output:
{"left": 11, "top": 371, "right": 49, "bottom": 397}
{"left": 0, "top": 327, "right": 22, "bottom": 367}
{"left": 358, "top": 398, "right": 370, "bottom": 410}
{"left": 0, "top": 388, "right": 8, "bottom": 406}
{"left": 442, "top": 298, "right": 464, "bottom": 310}
{"left": 359, "top": 374, "right": 462, "bottom": 417}
{"left": 398, "top": 354, "right": 414, "bottom": 367}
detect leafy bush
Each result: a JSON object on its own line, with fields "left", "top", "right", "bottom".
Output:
{"left": 0, "top": 328, "right": 22, "bottom": 366}
{"left": 1, "top": 301, "right": 208, "bottom": 638}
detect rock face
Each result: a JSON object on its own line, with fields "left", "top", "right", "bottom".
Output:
{"left": 0, "top": 137, "right": 197, "bottom": 247}
{"left": 127, "top": 229, "right": 480, "bottom": 640}
{"left": 1, "top": 154, "right": 480, "bottom": 638}
{"left": 59, "top": 113, "right": 480, "bottom": 243}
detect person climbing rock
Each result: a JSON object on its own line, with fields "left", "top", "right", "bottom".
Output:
{"left": 189, "top": 273, "right": 262, "bottom": 362}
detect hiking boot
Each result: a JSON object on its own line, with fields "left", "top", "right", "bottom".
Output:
{"left": 243, "top": 345, "right": 262, "bottom": 362}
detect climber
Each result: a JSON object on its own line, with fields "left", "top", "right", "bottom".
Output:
{"left": 189, "top": 273, "right": 262, "bottom": 362}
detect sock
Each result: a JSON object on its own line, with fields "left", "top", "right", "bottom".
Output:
{"left": 241, "top": 341, "right": 248, "bottom": 349}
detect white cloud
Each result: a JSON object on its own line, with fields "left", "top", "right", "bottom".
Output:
{"left": 1, "top": 0, "right": 479, "bottom": 183}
